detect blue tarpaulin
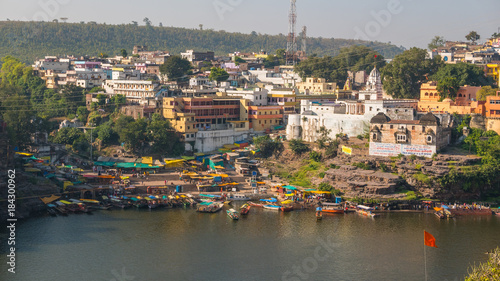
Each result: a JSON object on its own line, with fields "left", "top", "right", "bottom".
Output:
{"left": 260, "top": 198, "right": 277, "bottom": 203}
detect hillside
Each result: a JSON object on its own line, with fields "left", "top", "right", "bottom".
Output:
{"left": 0, "top": 21, "right": 405, "bottom": 63}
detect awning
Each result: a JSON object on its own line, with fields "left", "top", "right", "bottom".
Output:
{"left": 281, "top": 200, "right": 293, "bottom": 204}
{"left": 40, "top": 195, "right": 61, "bottom": 204}
{"left": 260, "top": 198, "right": 277, "bottom": 202}
{"left": 94, "top": 161, "right": 115, "bottom": 167}
{"left": 283, "top": 185, "right": 298, "bottom": 190}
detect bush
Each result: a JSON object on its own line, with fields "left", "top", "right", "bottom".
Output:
{"left": 289, "top": 139, "right": 309, "bottom": 155}
{"left": 410, "top": 154, "right": 417, "bottom": 160}
{"left": 357, "top": 135, "right": 363, "bottom": 140}
{"left": 319, "top": 172, "right": 326, "bottom": 179}
{"left": 329, "top": 164, "right": 340, "bottom": 169}
{"left": 415, "top": 164, "right": 422, "bottom": 170}
{"left": 352, "top": 162, "right": 371, "bottom": 170}
{"left": 309, "top": 151, "right": 322, "bottom": 162}
{"left": 318, "top": 182, "right": 342, "bottom": 196}
{"left": 465, "top": 247, "right": 500, "bottom": 281}
{"left": 380, "top": 163, "right": 387, "bottom": 172}
{"left": 413, "top": 172, "right": 431, "bottom": 185}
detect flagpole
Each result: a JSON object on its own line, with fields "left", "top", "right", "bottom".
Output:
{"left": 424, "top": 230, "right": 428, "bottom": 281}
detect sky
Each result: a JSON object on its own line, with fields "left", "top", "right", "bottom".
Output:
{"left": 1, "top": 0, "right": 499, "bottom": 49}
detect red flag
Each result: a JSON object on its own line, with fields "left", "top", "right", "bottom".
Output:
{"left": 424, "top": 231, "right": 438, "bottom": 248}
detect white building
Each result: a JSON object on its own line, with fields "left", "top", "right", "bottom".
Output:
{"left": 357, "top": 67, "right": 383, "bottom": 101}
{"left": 224, "top": 88, "right": 268, "bottom": 106}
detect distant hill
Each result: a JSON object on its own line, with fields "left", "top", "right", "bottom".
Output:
{"left": 0, "top": 21, "right": 405, "bottom": 64}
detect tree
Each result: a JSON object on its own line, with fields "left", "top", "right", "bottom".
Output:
{"left": 431, "top": 63, "right": 492, "bottom": 97}
{"left": 147, "top": 114, "right": 184, "bottom": 156}
{"left": 289, "top": 139, "right": 309, "bottom": 155}
{"left": 77, "top": 106, "right": 89, "bottom": 123}
{"left": 159, "top": 55, "right": 193, "bottom": 81}
{"left": 428, "top": 36, "right": 445, "bottom": 50}
{"left": 491, "top": 32, "right": 500, "bottom": 39}
{"left": 131, "top": 21, "right": 138, "bottom": 26}
{"left": 53, "top": 127, "right": 84, "bottom": 145}
{"left": 143, "top": 17, "right": 152, "bottom": 27}
{"left": 234, "top": 56, "right": 246, "bottom": 65}
{"left": 120, "top": 49, "right": 128, "bottom": 58}
{"left": 465, "top": 31, "right": 480, "bottom": 44}
{"left": 1, "top": 95, "right": 33, "bottom": 148}
{"left": 121, "top": 118, "right": 148, "bottom": 153}
{"left": 476, "top": 86, "right": 499, "bottom": 101}
{"left": 97, "top": 122, "right": 118, "bottom": 145}
{"left": 381, "top": 47, "right": 443, "bottom": 99}
{"left": 436, "top": 77, "right": 460, "bottom": 100}
{"left": 253, "top": 135, "right": 284, "bottom": 158}
{"left": 209, "top": 67, "right": 229, "bottom": 82}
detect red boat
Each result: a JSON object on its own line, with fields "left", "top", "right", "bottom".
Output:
{"left": 280, "top": 206, "right": 294, "bottom": 212}
{"left": 240, "top": 203, "right": 251, "bottom": 215}
{"left": 248, "top": 201, "right": 264, "bottom": 208}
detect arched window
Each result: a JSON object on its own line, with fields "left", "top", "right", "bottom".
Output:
{"left": 425, "top": 92, "right": 429, "bottom": 96}
{"left": 372, "top": 133, "right": 377, "bottom": 140}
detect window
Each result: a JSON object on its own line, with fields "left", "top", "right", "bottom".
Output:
{"left": 422, "top": 126, "right": 425, "bottom": 133}
{"left": 372, "top": 133, "right": 377, "bottom": 140}
{"left": 390, "top": 125, "right": 394, "bottom": 129}
{"left": 397, "top": 134, "right": 407, "bottom": 142}
{"left": 412, "top": 126, "right": 415, "bottom": 130}
{"left": 426, "top": 135, "right": 433, "bottom": 143}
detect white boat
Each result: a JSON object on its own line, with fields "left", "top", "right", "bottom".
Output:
{"left": 263, "top": 205, "right": 281, "bottom": 211}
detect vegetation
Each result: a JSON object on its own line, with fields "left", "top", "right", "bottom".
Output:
{"left": 476, "top": 86, "right": 499, "bottom": 101}
{"left": 289, "top": 139, "right": 309, "bottom": 155}
{"left": 352, "top": 162, "right": 372, "bottom": 170}
{"left": 381, "top": 47, "right": 443, "bottom": 99}
{"left": 428, "top": 36, "right": 445, "bottom": 50}
{"left": 159, "top": 55, "right": 192, "bottom": 81}
{"left": 318, "top": 182, "right": 342, "bottom": 196}
{"left": 431, "top": 63, "right": 493, "bottom": 100}
{"left": 465, "top": 247, "right": 500, "bottom": 281}
{"left": 309, "top": 151, "right": 322, "bottom": 162}
{"left": 253, "top": 135, "right": 284, "bottom": 158}
{"left": 209, "top": 67, "right": 229, "bottom": 82}
{"left": 465, "top": 31, "right": 480, "bottom": 44}
{"left": 0, "top": 21, "right": 405, "bottom": 64}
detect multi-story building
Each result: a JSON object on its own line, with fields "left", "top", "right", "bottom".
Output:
{"left": 369, "top": 112, "right": 452, "bottom": 158}
{"left": 296, "top": 77, "right": 336, "bottom": 95}
{"left": 181, "top": 50, "right": 215, "bottom": 62}
{"left": 485, "top": 92, "right": 500, "bottom": 118}
{"left": 104, "top": 80, "right": 160, "bottom": 103}
{"left": 224, "top": 88, "right": 268, "bottom": 106}
{"left": 246, "top": 105, "right": 284, "bottom": 132}
{"left": 418, "top": 82, "right": 482, "bottom": 114}
{"left": 485, "top": 63, "right": 500, "bottom": 86}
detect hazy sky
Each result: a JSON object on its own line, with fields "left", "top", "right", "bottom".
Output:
{"left": 1, "top": 0, "right": 499, "bottom": 49}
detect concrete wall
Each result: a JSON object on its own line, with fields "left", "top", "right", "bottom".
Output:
{"left": 194, "top": 129, "right": 250, "bottom": 153}
{"left": 300, "top": 114, "right": 370, "bottom": 142}
{"left": 486, "top": 117, "right": 500, "bottom": 135}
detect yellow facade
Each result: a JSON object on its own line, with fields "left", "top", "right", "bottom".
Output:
{"left": 246, "top": 105, "right": 283, "bottom": 132}
{"left": 162, "top": 98, "right": 198, "bottom": 135}
{"left": 297, "top": 78, "right": 337, "bottom": 95}
{"left": 486, "top": 63, "right": 500, "bottom": 86}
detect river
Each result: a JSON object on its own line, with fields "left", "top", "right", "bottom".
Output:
{"left": 1, "top": 205, "right": 499, "bottom": 281}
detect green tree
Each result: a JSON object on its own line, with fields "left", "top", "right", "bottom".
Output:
{"left": 143, "top": 17, "right": 152, "bottom": 27}
{"left": 121, "top": 118, "right": 148, "bottom": 153}
{"left": 77, "top": 106, "right": 89, "bottom": 123}
{"left": 381, "top": 47, "right": 443, "bottom": 99}
{"left": 477, "top": 86, "right": 499, "bottom": 101}
{"left": 159, "top": 55, "right": 193, "bottom": 81}
{"left": 289, "top": 139, "right": 309, "bottom": 155}
{"left": 431, "top": 63, "right": 492, "bottom": 98}
{"left": 436, "top": 77, "right": 460, "bottom": 100}
{"left": 209, "top": 67, "right": 229, "bottom": 82}
{"left": 253, "top": 135, "right": 284, "bottom": 158}
{"left": 428, "top": 36, "right": 445, "bottom": 50}
{"left": 147, "top": 114, "right": 184, "bottom": 156}
{"left": 53, "top": 127, "right": 84, "bottom": 145}
{"left": 234, "top": 56, "right": 246, "bottom": 65}
{"left": 1, "top": 95, "right": 33, "bottom": 148}
{"left": 96, "top": 94, "right": 106, "bottom": 106}
{"left": 97, "top": 122, "right": 118, "bottom": 145}
{"left": 465, "top": 31, "right": 480, "bottom": 44}
{"left": 120, "top": 49, "right": 128, "bottom": 58}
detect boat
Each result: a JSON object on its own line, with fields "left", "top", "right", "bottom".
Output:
{"left": 263, "top": 205, "right": 281, "bottom": 211}
{"left": 356, "top": 205, "right": 378, "bottom": 217}
{"left": 280, "top": 205, "right": 294, "bottom": 212}
{"left": 54, "top": 201, "right": 68, "bottom": 215}
{"left": 46, "top": 204, "right": 57, "bottom": 216}
{"left": 321, "top": 202, "right": 345, "bottom": 214}
{"left": 316, "top": 207, "right": 323, "bottom": 220}
{"left": 240, "top": 203, "right": 251, "bottom": 215}
{"left": 227, "top": 208, "right": 240, "bottom": 220}
{"left": 229, "top": 193, "right": 250, "bottom": 201}
{"left": 224, "top": 200, "right": 232, "bottom": 206}
{"left": 197, "top": 202, "right": 224, "bottom": 213}
{"left": 248, "top": 201, "right": 264, "bottom": 207}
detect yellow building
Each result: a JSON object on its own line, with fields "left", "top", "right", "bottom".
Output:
{"left": 245, "top": 105, "right": 284, "bottom": 132}
{"left": 485, "top": 63, "right": 500, "bottom": 86}
{"left": 417, "top": 82, "right": 481, "bottom": 114}
{"left": 297, "top": 78, "right": 337, "bottom": 95}
{"left": 162, "top": 97, "right": 198, "bottom": 142}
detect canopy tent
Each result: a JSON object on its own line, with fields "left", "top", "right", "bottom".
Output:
{"left": 214, "top": 165, "right": 225, "bottom": 169}
{"left": 209, "top": 174, "right": 229, "bottom": 178}
{"left": 200, "top": 194, "right": 222, "bottom": 198}
{"left": 72, "top": 168, "right": 84, "bottom": 172}
{"left": 284, "top": 193, "right": 295, "bottom": 197}
{"left": 94, "top": 161, "right": 115, "bottom": 167}
{"left": 115, "top": 162, "right": 160, "bottom": 169}
{"left": 282, "top": 185, "right": 298, "bottom": 190}
{"left": 304, "top": 188, "right": 317, "bottom": 192}
{"left": 16, "top": 152, "right": 33, "bottom": 157}
{"left": 281, "top": 200, "right": 293, "bottom": 205}
{"left": 308, "top": 191, "right": 331, "bottom": 194}
{"left": 181, "top": 156, "right": 196, "bottom": 161}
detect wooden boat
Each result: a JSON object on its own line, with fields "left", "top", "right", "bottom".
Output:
{"left": 435, "top": 211, "right": 445, "bottom": 219}
{"left": 224, "top": 200, "right": 232, "bottom": 206}
{"left": 54, "top": 202, "right": 68, "bottom": 216}
{"left": 263, "top": 205, "right": 281, "bottom": 211}
{"left": 197, "top": 202, "right": 224, "bottom": 213}
{"left": 46, "top": 204, "right": 57, "bottom": 216}
{"left": 240, "top": 203, "right": 251, "bottom": 215}
{"left": 356, "top": 205, "right": 378, "bottom": 217}
{"left": 321, "top": 202, "right": 344, "bottom": 214}
{"left": 316, "top": 211, "right": 323, "bottom": 220}
{"left": 248, "top": 201, "right": 264, "bottom": 208}
{"left": 227, "top": 208, "right": 239, "bottom": 220}
{"left": 280, "top": 205, "right": 294, "bottom": 212}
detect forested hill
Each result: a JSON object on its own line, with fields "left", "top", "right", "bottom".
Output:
{"left": 0, "top": 21, "right": 405, "bottom": 63}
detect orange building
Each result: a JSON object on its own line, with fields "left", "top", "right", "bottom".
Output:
{"left": 418, "top": 82, "right": 482, "bottom": 114}
{"left": 485, "top": 92, "right": 500, "bottom": 118}
{"left": 246, "top": 105, "right": 284, "bottom": 132}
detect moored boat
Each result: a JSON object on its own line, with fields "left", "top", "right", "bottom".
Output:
{"left": 227, "top": 208, "right": 239, "bottom": 220}
{"left": 240, "top": 203, "right": 251, "bottom": 215}
{"left": 197, "top": 202, "right": 224, "bottom": 213}
{"left": 229, "top": 193, "right": 250, "bottom": 201}
{"left": 248, "top": 201, "right": 264, "bottom": 207}
{"left": 356, "top": 205, "right": 378, "bottom": 217}
{"left": 321, "top": 202, "right": 344, "bottom": 214}
{"left": 263, "top": 205, "right": 281, "bottom": 211}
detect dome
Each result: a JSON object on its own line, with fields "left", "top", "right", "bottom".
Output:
{"left": 419, "top": 112, "right": 440, "bottom": 126}
{"left": 370, "top": 112, "right": 391, "bottom": 124}
{"left": 442, "top": 98, "right": 453, "bottom": 103}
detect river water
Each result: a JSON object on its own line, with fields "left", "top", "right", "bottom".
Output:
{"left": 1, "top": 205, "right": 499, "bottom": 281}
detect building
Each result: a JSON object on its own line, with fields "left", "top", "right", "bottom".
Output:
{"left": 369, "top": 112, "right": 452, "bottom": 158}
{"left": 357, "top": 67, "right": 383, "bottom": 100}
{"left": 485, "top": 63, "right": 500, "bottom": 86}
{"left": 296, "top": 78, "right": 336, "bottom": 95}
{"left": 418, "top": 82, "right": 482, "bottom": 114}
{"left": 181, "top": 50, "right": 215, "bottom": 62}
{"left": 103, "top": 80, "right": 160, "bottom": 102}
{"left": 120, "top": 105, "right": 157, "bottom": 120}
{"left": 224, "top": 88, "right": 269, "bottom": 106}
{"left": 485, "top": 92, "right": 500, "bottom": 118}
{"left": 246, "top": 105, "right": 284, "bottom": 132}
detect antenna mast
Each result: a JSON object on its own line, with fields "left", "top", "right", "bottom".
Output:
{"left": 286, "top": 0, "right": 297, "bottom": 65}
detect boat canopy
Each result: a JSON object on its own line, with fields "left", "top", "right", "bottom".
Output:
{"left": 281, "top": 200, "right": 293, "bottom": 205}
{"left": 357, "top": 205, "right": 374, "bottom": 210}
{"left": 200, "top": 194, "right": 222, "bottom": 198}
{"left": 260, "top": 198, "right": 277, "bottom": 202}
{"left": 40, "top": 195, "right": 61, "bottom": 204}
{"left": 283, "top": 185, "right": 298, "bottom": 190}
{"left": 129, "top": 197, "right": 139, "bottom": 202}
{"left": 322, "top": 202, "right": 341, "bottom": 206}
